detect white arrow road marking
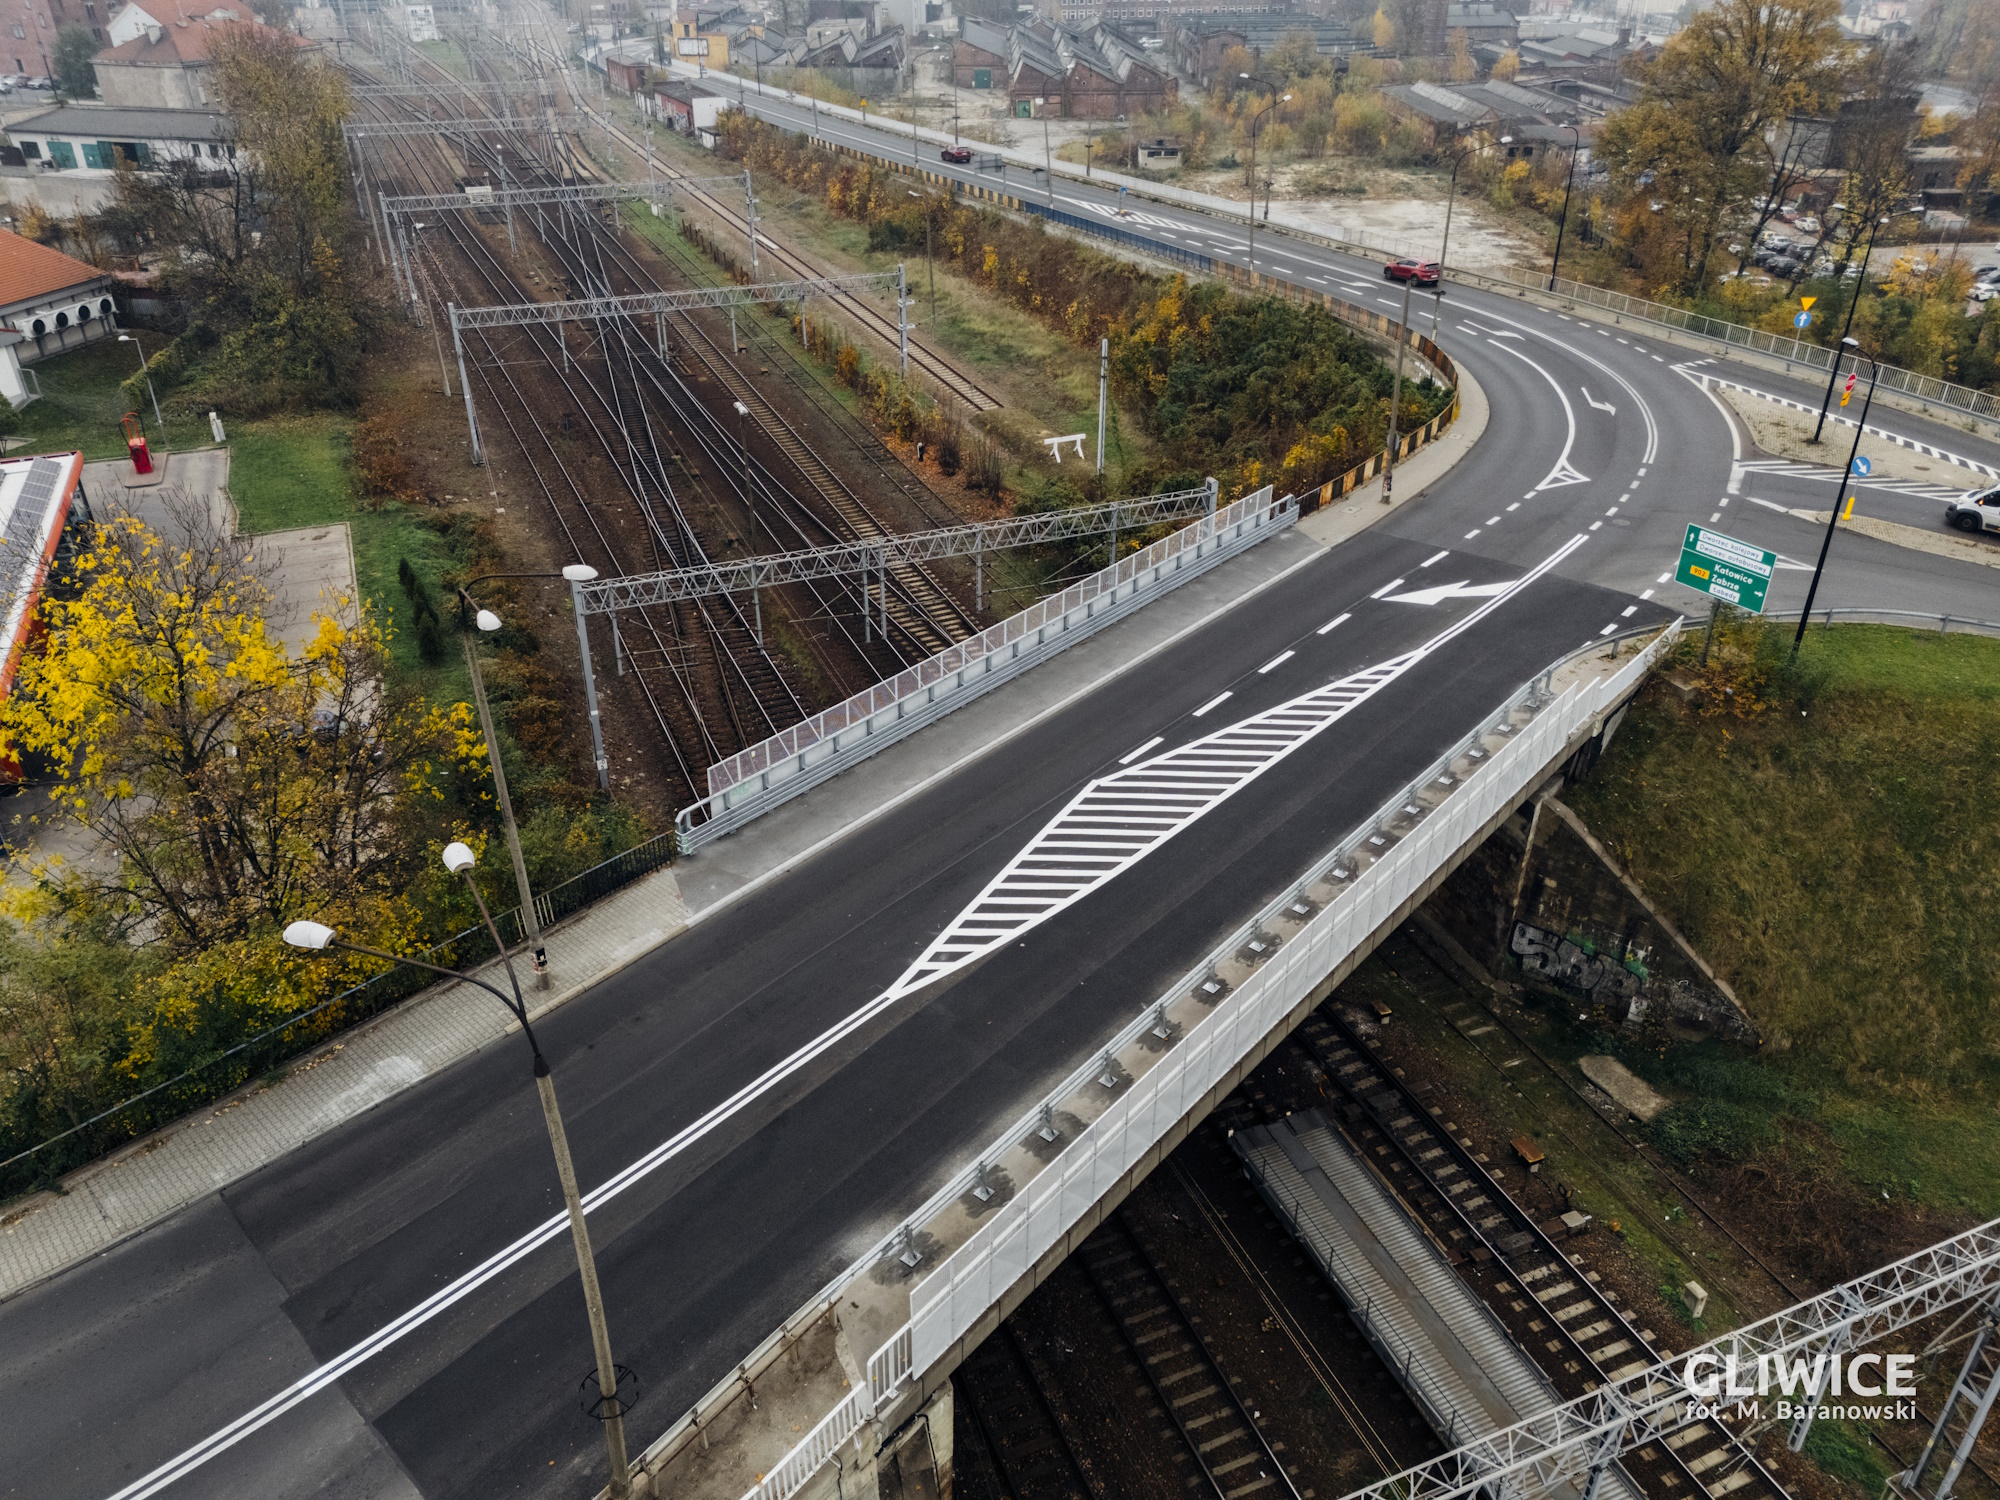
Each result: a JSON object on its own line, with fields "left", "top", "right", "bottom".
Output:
{"left": 1477, "top": 305, "right": 1659, "bottom": 464}
{"left": 1384, "top": 579, "right": 1518, "bottom": 607}
{"left": 1582, "top": 387, "right": 1617, "bottom": 413}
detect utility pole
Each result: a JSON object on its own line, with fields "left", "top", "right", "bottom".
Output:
{"left": 1096, "top": 336, "right": 1108, "bottom": 475}
{"left": 1381, "top": 271, "right": 1414, "bottom": 506}
{"left": 897, "top": 262, "right": 910, "bottom": 375}
{"left": 450, "top": 305, "right": 484, "bottom": 465}
{"left": 743, "top": 166, "right": 759, "bottom": 277}
{"left": 1042, "top": 108, "right": 1053, "bottom": 205}
{"left": 1547, "top": 123, "right": 1580, "bottom": 291}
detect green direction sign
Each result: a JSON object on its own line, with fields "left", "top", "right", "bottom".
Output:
{"left": 1675, "top": 524, "right": 1776, "bottom": 614}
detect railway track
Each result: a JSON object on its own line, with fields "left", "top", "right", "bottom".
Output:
{"left": 347, "top": 54, "right": 821, "bottom": 800}
{"left": 501, "top": 6, "right": 1003, "bottom": 414}
{"left": 1077, "top": 1212, "right": 1307, "bottom": 1500}
{"left": 1291, "top": 1004, "right": 1792, "bottom": 1500}
{"left": 956, "top": 1325, "right": 1101, "bottom": 1500}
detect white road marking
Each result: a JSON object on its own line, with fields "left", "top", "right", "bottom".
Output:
{"left": 1478, "top": 306, "right": 1662, "bottom": 465}
{"left": 1599, "top": 622, "right": 1620, "bottom": 635}
{"left": 1582, "top": 387, "right": 1617, "bottom": 413}
{"left": 1640, "top": 588, "right": 1655, "bottom": 600}
{"left": 1259, "top": 650, "right": 1296, "bottom": 674}
{"left": 1193, "top": 691, "right": 1233, "bottom": 716}
{"left": 1621, "top": 605, "right": 1638, "bottom": 617}
{"left": 1384, "top": 579, "right": 1516, "bottom": 606}
{"left": 1486, "top": 516, "right": 1501, "bottom": 525}
{"left": 1316, "top": 613, "right": 1351, "bottom": 635}
{"left": 1491, "top": 340, "right": 1589, "bottom": 491}
{"left": 1710, "top": 511, "right": 1722, "bottom": 522}
{"left": 1606, "top": 507, "right": 1619, "bottom": 516}
{"left": 1369, "top": 577, "right": 1406, "bottom": 599}
{"left": 1118, "top": 736, "right": 1164, "bottom": 766}
{"left": 1421, "top": 549, "right": 1451, "bottom": 567}
{"left": 1465, "top": 529, "right": 1482, "bottom": 538}
{"left": 1506, "top": 502, "right": 1521, "bottom": 511}
{"left": 1589, "top": 521, "right": 1603, "bottom": 530}
{"left": 1656, "top": 572, "right": 1672, "bottom": 584}
{"left": 1747, "top": 496, "right": 1791, "bottom": 512}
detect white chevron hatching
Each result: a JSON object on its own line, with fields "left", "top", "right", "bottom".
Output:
{"left": 884, "top": 535, "right": 1591, "bottom": 999}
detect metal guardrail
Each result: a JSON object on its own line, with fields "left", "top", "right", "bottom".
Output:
{"left": 677, "top": 486, "right": 1293, "bottom": 849}
{"left": 1769, "top": 606, "right": 2000, "bottom": 636}
{"left": 1019, "top": 199, "right": 1216, "bottom": 272}
{"left": 1453, "top": 264, "right": 2000, "bottom": 427}
{"left": 0, "top": 830, "right": 678, "bottom": 1196}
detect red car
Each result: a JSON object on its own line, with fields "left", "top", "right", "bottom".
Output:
{"left": 941, "top": 145, "right": 973, "bottom": 164}
{"left": 1384, "top": 258, "right": 1442, "bottom": 288}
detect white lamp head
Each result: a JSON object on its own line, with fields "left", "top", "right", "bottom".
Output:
{"left": 561, "top": 563, "right": 598, "bottom": 583}
{"left": 475, "top": 609, "right": 502, "bottom": 633}
{"left": 442, "top": 841, "right": 477, "bottom": 874}
{"left": 284, "top": 920, "right": 337, "bottom": 950}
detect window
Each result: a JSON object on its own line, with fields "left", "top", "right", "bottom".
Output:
{"left": 83, "top": 2, "right": 94, "bottom": 16}
{"left": 18, "top": 139, "right": 36, "bottom": 157}
{"left": 10, "top": 26, "right": 23, "bottom": 40}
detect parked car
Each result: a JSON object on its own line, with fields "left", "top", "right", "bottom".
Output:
{"left": 940, "top": 145, "right": 972, "bottom": 164}
{"left": 1384, "top": 257, "right": 1441, "bottom": 287}
{"left": 1946, "top": 486, "right": 2000, "bottom": 534}
{"left": 1766, "top": 255, "right": 1804, "bottom": 278}
{"left": 1975, "top": 264, "right": 2000, "bottom": 284}
{"left": 1794, "top": 215, "right": 1820, "bottom": 233}
{"left": 1973, "top": 283, "right": 1999, "bottom": 303}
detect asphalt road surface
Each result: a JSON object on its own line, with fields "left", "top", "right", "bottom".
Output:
{"left": 9, "top": 83, "right": 2000, "bottom": 1500}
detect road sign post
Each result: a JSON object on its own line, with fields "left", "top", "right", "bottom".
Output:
{"left": 1674, "top": 524, "right": 1775, "bottom": 614}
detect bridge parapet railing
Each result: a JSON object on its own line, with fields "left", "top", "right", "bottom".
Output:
{"left": 677, "top": 486, "right": 1292, "bottom": 850}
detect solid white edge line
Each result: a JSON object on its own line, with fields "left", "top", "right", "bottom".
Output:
{"left": 1118, "top": 736, "right": 1164, "bottom": 765}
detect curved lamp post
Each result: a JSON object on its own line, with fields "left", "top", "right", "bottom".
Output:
{"left": 1240, "top": 74, "right": 1291, "bottom": 273}
{"left": 284, "top": 842, "right": 633, "bottom": 1498}
{"left": 1432, "top": 134, "right": 1506, "bottom": 338}
{"left": 116, "top": 332, "right": 166, "bottom": 435}
{"left": 1811, "top": 212, "right": 1890, "bottom": 444}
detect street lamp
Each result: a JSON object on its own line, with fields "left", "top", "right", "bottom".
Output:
{"left": 282, "top": 849, "right": 635, "bottom": 1500}
{"left": 1547, "top": 123, "right": 1581, "bottom": 291}
{"left": 116, "top": 332, "right": 165, "bottom": 435}
{"left": 1794, "top": 336, "right": 1877, "bottom": 655}
{"left": 1810, "top": 212, "right": 1890, "bottom": 444}
{"left": 1432, "top": 135, "right": 1504, "bottom": 338}
{"left": 1241, "top": 75, "right": 1291, "bottom": 272}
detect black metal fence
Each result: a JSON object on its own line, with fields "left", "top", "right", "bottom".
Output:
{"left": 0, "top": 830, "right": 678, "bottom": 1201}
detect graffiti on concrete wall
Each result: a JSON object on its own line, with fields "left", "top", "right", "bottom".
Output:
{"left": 1510, "top": 922, "right": 1642, "bottom": 1006}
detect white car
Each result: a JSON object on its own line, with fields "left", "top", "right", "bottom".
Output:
{"left": 1945, "top": 486, "right": 2000, "bottom": 534}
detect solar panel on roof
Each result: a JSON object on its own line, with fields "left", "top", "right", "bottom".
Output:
{"left": 5, "top": 458, "right": 62, "bottom": 550}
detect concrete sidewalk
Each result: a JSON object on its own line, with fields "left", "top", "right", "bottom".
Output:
{"left": 0, "top": 371, "right": 1489, "bottom": 1304}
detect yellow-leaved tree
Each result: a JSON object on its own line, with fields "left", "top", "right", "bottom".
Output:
{"left": 0, "top": 493, "right": 484, "bottom": 955}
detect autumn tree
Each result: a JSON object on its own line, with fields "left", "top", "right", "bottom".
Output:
{"left": 0, "top": 496, "right": 483, "bottom": 954}
{"left": 1599, "top": 0, "right": 1851, "bottom": 292}
{"left": 103, "top": 30, "right": 369, "bottom": 413}
{"left": 1448, "top": 27, "right": 1476, "bottom": 82}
